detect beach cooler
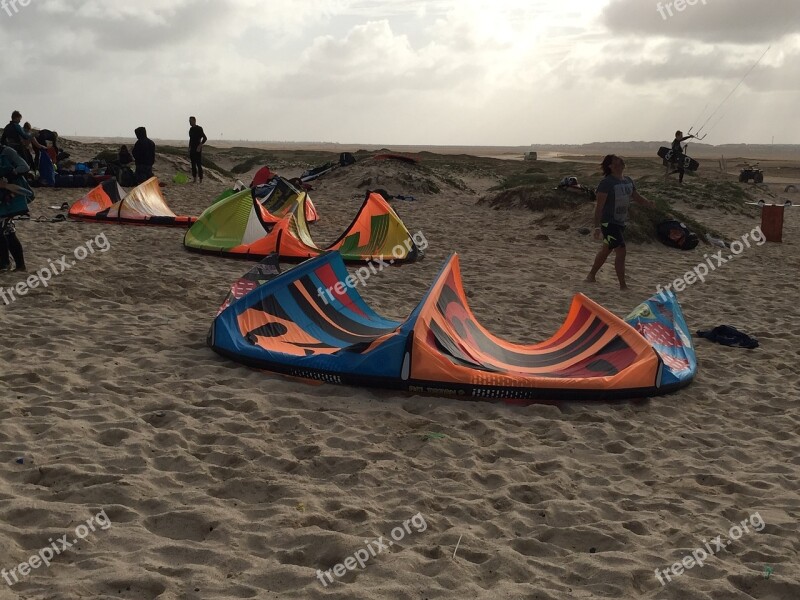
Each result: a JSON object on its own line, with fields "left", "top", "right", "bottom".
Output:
{"left": 761, "top": 205, "right": 784, "bottom": 243}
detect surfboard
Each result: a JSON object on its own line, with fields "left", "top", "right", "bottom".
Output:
{"left": 658, "top": 147, "right": 699, "bottom": 172}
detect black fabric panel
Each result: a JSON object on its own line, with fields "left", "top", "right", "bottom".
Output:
{"left": 429, "top": 320, "right": 501, "bottom": 373}
{"left": 295, "top": 275, "right": 396, "bottom": 338}
{"left": 285, "top": 282, "right": 386, "bottom": 346}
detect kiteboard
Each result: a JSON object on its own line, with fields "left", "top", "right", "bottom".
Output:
{"left": 658, "top": 147, "right": 699, "bottom": 172}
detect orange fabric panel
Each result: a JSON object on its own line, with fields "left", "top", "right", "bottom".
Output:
{"left": 409, "top": 255, "right": 659, "bottom": 390}
{"left": 69, "top": 186, "right": 113, "bottom": 218}
{"left": 259, "top": 213, "right": 320, "bottom": 259}
{"left": 261, "top": 193, "right": 416, "bottom": 260}
{"left": 236, "top": 307, "right": 337, "bottom": 357}
{"left": 107, "top": 178, "right": 176, "bottom": 219}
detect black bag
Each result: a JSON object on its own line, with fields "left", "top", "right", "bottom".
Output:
{"left": 697, "top": 326, "right": 758, "bottom": 349}
{"left": 339, "top": 152, "right": 356, "bottom": 166}
{"left": 119, "top": 166, "right": 137, "bottom": 187}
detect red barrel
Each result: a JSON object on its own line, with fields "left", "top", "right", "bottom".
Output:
{"left": 761, "top": 205, "right": 784, "bottom": 243}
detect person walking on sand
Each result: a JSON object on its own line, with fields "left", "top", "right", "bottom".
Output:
{"left": 586, "top": 155, "right": 655, "bottom": 290}
{"left": 188, "top": 116, "right": 208, "bottom": 183}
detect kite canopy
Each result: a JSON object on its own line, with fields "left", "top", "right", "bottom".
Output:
{"left": 211, "top": 180, "right": 248, "bottom": 206}
{"left": 254, "top": 177, "right": 319, "bottom": 224}
{"left": 184, "top": 177, "right": 317, "bottom": 257}
{"left": 69, "top": 178, "right": 196, "bottom": 226}
{"left": 261, "top": 192, "right": 422, "bottom": 262}
{"left": 217, "top": 254, "right": 282, "bottom": 315}
{"left": 69, "top": 179, "right": 126, "bottom": 218}
{"left": 251, "top": 166, "right": 274, "bottom": 188}
{"left": 209, "top": 252, "right": 696, "bottom": 402}
{"left": 300, "top": 162, "right": 337, "bottom": 183}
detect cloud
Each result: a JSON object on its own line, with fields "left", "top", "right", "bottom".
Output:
{"left": 0, "top": 0, "right": 797, "bottom": 144}
{"left": 601, "top": 0, "right": 800, "bottom": 44}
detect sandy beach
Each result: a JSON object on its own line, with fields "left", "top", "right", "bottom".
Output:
{"left": 0, "top": 144, "right": 798, "bottom": 600}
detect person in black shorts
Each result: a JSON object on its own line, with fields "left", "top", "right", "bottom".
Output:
{"left": 586, "top": 155, "right": 655, "bottom": 290}
{"left": 188, "top": 116, "right": 208, "bottom": 183}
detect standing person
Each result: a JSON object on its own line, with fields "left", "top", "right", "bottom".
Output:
{"left": 0, "top": 143, "right": 31, "bottom": 272}
{"left": 132, "top": 126, "right": 156, "bottom": 184}
{"left": 35, "top": 128, "right": 59, "bottom": 164}
{"left": 586, "top": 155, "right": 655, "bottom": 290}
{"left": 665, "top": 130, "right": 694, "bottom": 185}
{"left": 188, "top": 116, "right": 208, "bottom": 183}
{"left": 20, "top": 122, "right": 45, "bottom": 173}
{"left": 0, "top": 111, "right": 33, "bottom": 159}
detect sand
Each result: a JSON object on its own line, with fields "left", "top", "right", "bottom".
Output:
{"left": 0, "top": 148, "right": 798, "bottom": 600}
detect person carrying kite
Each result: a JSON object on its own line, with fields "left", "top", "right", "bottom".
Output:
{"left": 665, "top": 130, "right": 695, "bottom": 185}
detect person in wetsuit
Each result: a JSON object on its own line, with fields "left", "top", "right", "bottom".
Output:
{"left": 188, "top": 116, "right": 208, "bottom": 183}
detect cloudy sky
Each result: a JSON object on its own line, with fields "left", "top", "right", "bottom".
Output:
{"left": 1, "top": 0, "right": 798, "bottom": 145}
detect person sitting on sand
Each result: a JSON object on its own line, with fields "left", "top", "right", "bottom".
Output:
{"left": 0, "top": 144, "right": 30, "bottom": 272}
{"left": 132, "top": 126, "right": 156, "bottom": 184}
{"left": 118, "top": 145, "right": 133, "bottom": 166}
{"left": 586, "top": 154, "right": 655, "bottom": 290}
{"left": 665, "top": 130, "right": 694, "bottom": 185}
